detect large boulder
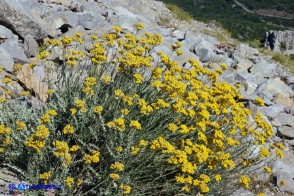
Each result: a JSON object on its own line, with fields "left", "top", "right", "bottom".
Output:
{"left": 0, "top": 47, "right": 14, "bottom": 73}
{"left": 0, "top": 39, "right": 29, "bottom": 63}
{"left": 232, "top": 57, "right": 253, "bottom": 70}
{"left": 0, "top": 0, "right": 58, "bottom": 39}
{"left": 273, "top": 150, "right": 294, "bottom": 192}
{"left": 250, "top": 60, "right": 278, "bottom": 78}
{"left": 278, "top": 126, "right": 294, "bottom": 139}
{"left": 24, "top": 34, "right": 39, "bottom": 57}
{"left": 193, "top": 38, "right": 216, "bottom": 62}
{"left": 233, "top": 44, "right": 259, "bottom": 60}
{"left": 256, "top": 78, "right": 294, "bottom": 99}
{"left": 272, "top": 112, "right": 294, "bottom": 127}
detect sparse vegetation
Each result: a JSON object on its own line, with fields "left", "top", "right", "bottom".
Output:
{"left": 156, "top": 0, "right": 293, "bottom": 41}
{"left": 259, "top": 48, "right": 294, "bottom": 73}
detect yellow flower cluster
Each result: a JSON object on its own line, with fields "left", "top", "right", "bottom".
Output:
{"left": 110, "top": 162, "right": 125, "bottom": 171}
{"left": 63, "top": 124, "right": 75, "bottom": 134}
{"left": 25, "top": 125, "right": 50, "bottom": 152}
{"left": 0, "top": 124, "right": 12, "bottom": 152}
{"left": 107, "top": 118, "right": 126, "bottom": 131}
{"left": 52, "top": 140, "right": 72, "bottom": 165}
{"left": 129, "top": 120, "right": 141, "bottom": 130}
{"left": 75, "top": 99, "right": 87, "bottom": 112}
{"left": 255, "top": 97, "right": 265, "bottom": 106}
{"left": 15, "top": 121, "right": 26, "bottom": 131}
{"left": 110, "top": 173, "right": 120, "bottom": 180}
{"left": 39, "top": 171, "right": 51, "bottom": 183}
{"left": 82, "top": 77, "right": 97, "bottom": 97}
{"left": 65, "top": 176, "right": 74, "bottom": 187}
{"left": 24, "top": 26, "right": 282, "bottom": 195}
{"left": 93, "top": 106, "right": 103, "bottom": 114}
{"left": 84, "top": 150, "right": 100, "bottom": 164}
{"left": 40, "top": 109, "right": 57, "bottom": 124}
{"left": 119, "top": 184, "right": 131, "bottom": 194}
{"left": 239, "top": 175, "right": 250, "bottom": 189}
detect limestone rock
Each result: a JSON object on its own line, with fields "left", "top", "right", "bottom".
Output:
{"left": 0, "top": 47, "right": 14, "bottom": 72}
{"left": 16, "top": 64, "right": 48, "bottom": 102}
{"left": 24, "top": 34, "right": 39, "bottom": 57}
{"left": 0, "top": 39, "right": 29, "bottom": 63}
{"left": 172, "top": 30, "right": 185, "bottom": 41}
{"left": 0, "top": 0, "right": 58, "bottom": 39}
{"left": 250, "top": 60, "right": 278, "bottom": 78}
{"left": 193, "top": 39, "right": 216, "bottom": 62}
{"left": 273, "top": 150, "right": 294, "bottom": 192}
{"left": 278, "top": 126, "right": 294, "bottom": 139}
{"left": 264, "top": 30, "right": 294, "bottom": 54}
{"left": 257, "top": 104, "right": 285, "bottom": 119}
{"left": 273, "top": 93, "right": 294, "bottom": 108}
{"left": 232, "top": 57, "right": 253, "bottom": 70}
{"left": 256, "top": 78, "right": 294, "bottom": 99}
{"left": 272, "top": 113, "right": 294, "bottom": 127}
{"left": 233, "top": 44, "right": 259, "bottom": 60}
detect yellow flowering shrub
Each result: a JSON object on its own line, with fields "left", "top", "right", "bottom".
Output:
{"left": 0, "top": 24, "right": 283, "bottom": 195}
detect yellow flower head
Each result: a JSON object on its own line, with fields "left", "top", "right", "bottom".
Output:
{"left": 16, "top": 121, "right": 26, "bottom": 130}
{"left": 134, "top": 23, "right": 145, "bottom": 30}
{"left": 39, "top": 171, "right": 51, "bottom": 183}
{"left": 116, "top": 146, "right": 123, "bottom": 153}
{"left": 130, "top": 120, "right": 141, "bottom": 130}
{"left": 110, "top": 162, "right": 125, "bottom": 171}
{"left": 133, "top": 73, "right": 144, "bottom": 84}
{"left": 69, "top": 145, "right": 80, "bottom": 152}
{"left": 93, "top": 106, "right": 103, "bottom": 114}
{"left": 84, "top": 150, "right": 100, "bottom": 164}
{"left": 239, "top": 175, "right": 250, "bottom": 189}
{"left": 255, "top": 97, "right": 265, "bottom": 106}
{"left": 63, "top": 124, "right": 75, "bottom": 134}
{"left": 70, "top": 108, "right": 77, "bottom": 115}
{"left": 119, "top": 184, "right": 131, "bottom": 194}
{"left": 214, "top": 174, "right": 221, "bottom": 182}
{"left": 65, "top": 177, "right": 74, "bottom": 187}
{"left": 101, "top": 75, "right": 111, "bottom": 84}
{"left": 110, "top": 173, "right": 120, "bottom": 180}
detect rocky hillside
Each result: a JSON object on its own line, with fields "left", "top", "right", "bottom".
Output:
{"left": 0, "top": 0, "right": 294, "bottom": 195}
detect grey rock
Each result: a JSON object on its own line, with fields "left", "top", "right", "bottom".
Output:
{"left": 278, "top": 126, "right": 294, "bottom": 139}
{"left": 256, "top": 78, "right": 294, "bottom": 98}
{"left": 0, "top": 25, "right": 15, "bottom": 40}
{"left": 272, "top": 113, "right": 294, "bottom": 127}
{"left": 233, "top": 44, "right": 259, "bottom": 60}
{"left": 33, "top": 65, "right": 46, "bottom": 81}
{"left": 44, "top": 11, "right": 79, "bottom": 29}
{"left": 257, "top": 104, "right": 285, "bottom": 119}
{"left": 0, "top": 40, "right": 29, "bottom": 63}
{"left": 232, "top": 57, "right": 253, "bottom": 70}
{"left": 235, "top": 71, "right": 265, "bottom": 94}
{"left": 272, "top": 93, "right": 294, "bottom": 108}
{"left": 273, "top": 150, "right": 294, "bottom": 192}
{"left": 172, "top": 30, "right": 185, "bottom": 41}
{"left": 250, "top": 59, "right": 278, "bottom": 78}
{"left": 265, "top": 30, "right": 294, "bottom": 54}
{"left": 0, "top": 47, "right": 14, "bottom": 72}
{"left": 77, "top": 12, "right": 108, "bottom": 30}
{"left": 193, "top": 39, "right": 216, "bottom": 62}
{"left": 24, "top": 34, "right": 39, "bottom": 57}
{"left": 230, "top": 189, "right": 254, "bottom": 196}
{"left": 0, "top": 0, "right": 58, "bottom": 39}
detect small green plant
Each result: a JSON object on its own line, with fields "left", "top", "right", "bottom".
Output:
{"left": 260, "top": 48, "right": 294, "bottom": 73}
{"left": 165, "top": 3, "right": 193, "bottom": 21}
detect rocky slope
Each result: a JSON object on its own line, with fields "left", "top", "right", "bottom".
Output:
{"left": 0, "top": 0, "right": 294, "bottom": 195}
